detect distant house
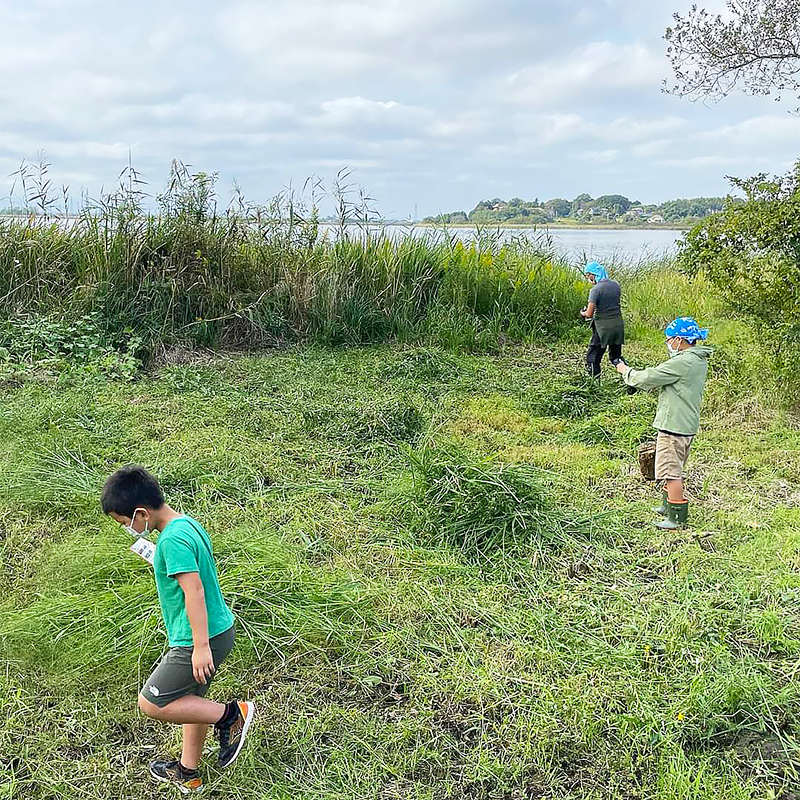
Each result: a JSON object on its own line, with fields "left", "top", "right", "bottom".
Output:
{"left": 647, "top": 214, "right": 665, "bottom": 224}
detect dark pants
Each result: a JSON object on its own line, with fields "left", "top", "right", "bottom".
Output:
{"left": 586, "top": 326, "right": 622, "bottom": 377}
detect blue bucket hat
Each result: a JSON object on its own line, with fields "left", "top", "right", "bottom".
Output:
{"left": 665, "top": 316, "right": 709, "bottom": 343}
{"left": 584, "top": 261, "right": 609, "bottom": 282}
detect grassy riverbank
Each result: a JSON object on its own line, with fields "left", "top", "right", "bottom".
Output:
{"left": 2, "top": 176, "right": 799, "bottom": 798}
{"left": 0, "top": 168, "right": 685, "bottom": 368}
{"left": 1, "top": 327, "right": 799, "bottom": 799}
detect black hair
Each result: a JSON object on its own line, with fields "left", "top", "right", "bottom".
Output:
{"left": 101, "top": 465, "right": 165, "bottom": 517}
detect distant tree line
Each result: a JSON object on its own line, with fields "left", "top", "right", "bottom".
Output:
{"left": 424, "top": 194, "right": 730, "bottom": 225}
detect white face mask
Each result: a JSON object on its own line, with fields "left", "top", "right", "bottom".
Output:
{"left": 666, "top": 339, "right": 681, "bottom": 357}
{"left": 125, "top": 507, "right": 149, "bottom": 539}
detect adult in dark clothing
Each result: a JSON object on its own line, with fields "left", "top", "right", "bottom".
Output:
{"left": 580, "top": 261, "right": 625, "bottom": 377}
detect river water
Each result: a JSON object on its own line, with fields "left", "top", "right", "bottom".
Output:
{"left": 2, "top": 214, "right": 684, "bottom": 264}
{"left": 392, "top": 225, "right": 684, "bottom": 264}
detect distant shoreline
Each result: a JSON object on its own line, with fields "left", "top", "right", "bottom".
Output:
{"left": 413, "top": 222, "right": 689, "bottom": 232}
{"left": 0, "top": 214, "right": 688, "bottom": 233}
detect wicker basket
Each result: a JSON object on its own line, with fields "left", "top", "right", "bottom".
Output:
{"left": 638, "top": 440, "right": 656, "bottom": 481}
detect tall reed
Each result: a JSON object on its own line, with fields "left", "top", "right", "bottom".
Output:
{"left": 0, "top": 162, "right": 586, "bottom": 352}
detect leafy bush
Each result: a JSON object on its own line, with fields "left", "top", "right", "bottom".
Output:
{"left": 0, "top": 313, "right": 144, "bottom": 380}
{"left": 677, "top": 163, "right": 800, "bottom": 398}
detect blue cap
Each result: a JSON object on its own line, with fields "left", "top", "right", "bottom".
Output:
{"left": 665, "top": 316, "right": 709, "bottom": 342}
{"left": 584, "top": 261, "right": 608, "bottom": 282}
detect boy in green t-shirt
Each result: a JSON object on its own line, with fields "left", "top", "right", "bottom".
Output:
{"left": 101, "top": 465, "right": 254, "bottom": 794}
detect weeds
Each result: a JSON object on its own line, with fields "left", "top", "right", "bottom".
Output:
{"left": 405, "top": 441, "right": 610, "bottom": 562}
{"left": 0, "top": 344, "right": 798, "bottom": 799}
{"left": 0, "top": 162, "right": 584, "bottom": 357}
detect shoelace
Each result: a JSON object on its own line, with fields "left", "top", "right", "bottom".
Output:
{"left": 217, "top": 724, "right": 231, "bottom": 748}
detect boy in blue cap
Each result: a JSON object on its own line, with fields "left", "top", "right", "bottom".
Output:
{"left": 616, "top": 318, "right": 712, "bottom": 530}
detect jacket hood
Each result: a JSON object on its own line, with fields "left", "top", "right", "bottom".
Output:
{"left": 687, "top": 344, "right": 713, "bottom": 360}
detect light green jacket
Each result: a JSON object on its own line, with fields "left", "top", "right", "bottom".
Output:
{"left": 622, "top": 345, "right": 713, "bottom": 435}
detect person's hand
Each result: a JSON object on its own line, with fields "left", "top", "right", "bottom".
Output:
{"left": 192, "top": 642, "right": 215, "bottom": 685}
{"left": 616, "top": 361, "right": 628, "bottom": 375}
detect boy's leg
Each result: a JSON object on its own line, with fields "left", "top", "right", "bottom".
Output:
{"left": 139, "top": 692, "right": 225, "bottom": 725}
{"left": 665, "top": 477, "right": 685, "bottom": 503}
{"left": 182, "top": 724, "right": 210, "bottom": 771}
{"left": 140, "top": 627, "right": 236, "bottom": 724}
{"left": 586, "top": 328, "right": 605, "bottom": 377}
{"left": 140, "top": 627, "right": 253, "bottom": 772}
{"left": 608, "top": 342, "right": 622, "bottom": 364}
{"left": 655, "top": 432, "right": 691, "bottom": 501}
{"left": 654, "top": 432, "right": 693, "bottom": 529}
{"left": 666, "top": 434, "right": 694, "bottom": 502}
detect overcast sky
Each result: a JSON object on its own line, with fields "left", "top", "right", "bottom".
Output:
{"left": 1, "top": 0, "right": 797, "bottom": 217}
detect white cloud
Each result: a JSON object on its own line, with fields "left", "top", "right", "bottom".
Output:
{"left": 579, "top": 149, "right": 620, "bottom": 163}
{"left": 429, "top": 111, "right": 493, "bottom": 140}
{"left": 106, "top": 97, "right": 295, "bottom": 128}
{"left": 695, "top": 115, "right": 800, "bottom": 148}
{"left": 527, "top": 113, "right": 688, "bottom": 145}
{"left": 0, "top": 132, "right": 132, "bottom": 161}
{"left": 218, "top": 0, "right": 538, "bottom": 85}
{"left": 313, "top": 158, "right": 383, "bottom": 169}
{"left": 571, "top": 7, "right": 599, "bottom": 26}
{"left": 506, "top": 41, "right": 668, "bottom": 107}
{"left": 306, "top": 97, "right": 432, "bottom": 134}
{"left": 657, "top": 155, "right": 772, "bottom": 169}
{"left": 631, "top": 139, "right": 674, "bottom": 158}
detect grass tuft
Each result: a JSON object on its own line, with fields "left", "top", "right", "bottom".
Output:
{"left": 404, "top": 441, "right": 611, "bottom": 562}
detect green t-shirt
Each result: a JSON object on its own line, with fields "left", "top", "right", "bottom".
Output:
{"left": 153, "top": 516, "right": 235, "bottom": 647}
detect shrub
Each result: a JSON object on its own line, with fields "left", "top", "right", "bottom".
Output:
{"left": 677, "top": 163, "right": 800, "bottom": 399}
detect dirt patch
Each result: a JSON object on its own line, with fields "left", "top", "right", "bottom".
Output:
{"left": 728, "top": 731, "right": 800, "bottom": 799}
{"left": 148, "top": 343, "right": 220, "bottom": 369}
{"left": 431, "top": 696, "right": 484, "bottom": 746}
{"left": 685, "top": 721, "right": 800, "bottom": 799}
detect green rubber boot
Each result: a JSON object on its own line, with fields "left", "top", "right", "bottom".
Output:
{"left": 652, "top": 488, "right": 668, "bottom": 516}
{"left": 656, "top": 501, "right": 689, "bottom": 531}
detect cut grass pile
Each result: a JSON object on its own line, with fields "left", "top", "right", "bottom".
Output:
{"left": 404, "top": 442, "right": 613, "bottom": 561}
{"left": 1, "top": 334, "right": 800, "bottom": 800}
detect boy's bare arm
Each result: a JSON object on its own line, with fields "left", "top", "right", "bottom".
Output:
{"left": 175, "top": 572, "right": 215, "bottom": 684}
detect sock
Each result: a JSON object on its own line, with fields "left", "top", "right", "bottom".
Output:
{"left": 216, "top": 700, "right": 239, "bottom": 728}
{"left": 178, "top": 762, "right": 199, "bottom": 775}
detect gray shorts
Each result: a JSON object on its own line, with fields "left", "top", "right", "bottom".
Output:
{"left": 655, "top": 431, "right": 695, "bottom": 481}
{"left": 141, "top": 625, "right": 235, "bottom": 708}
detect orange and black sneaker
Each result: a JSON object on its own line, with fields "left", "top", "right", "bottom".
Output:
{"left": 149, "top": 758, "right": 203, "bottom": 794}
{"left": 215, "top": 700, "right": 255, "bottom": 769}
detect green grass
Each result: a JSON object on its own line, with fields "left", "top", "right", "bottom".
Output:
{"left": 1, "top": 329, "right": 800, "bottom": 799}
{"left": 0, "top": 175, "right": 586, "bottom": 358}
